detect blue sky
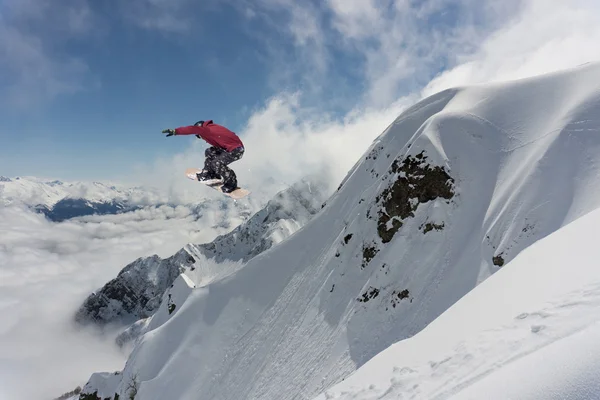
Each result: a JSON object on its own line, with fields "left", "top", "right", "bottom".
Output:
{"left": 1, "top": 0, "right": 599, "bottom": 182}
{"left": 0, "top": 1, "right": 281, "bottom": 179}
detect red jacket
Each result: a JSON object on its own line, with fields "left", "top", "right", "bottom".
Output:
{"left": 175, "top": 120, "right": 244, "bottom": 152}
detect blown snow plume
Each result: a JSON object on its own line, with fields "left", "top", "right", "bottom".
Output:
{"left": 79, "top": 63, "right": 600, "bottom": 400}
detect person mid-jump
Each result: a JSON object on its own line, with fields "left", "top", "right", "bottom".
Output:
{"left": 162, "top": 120, "right": 244, "bottom": 193}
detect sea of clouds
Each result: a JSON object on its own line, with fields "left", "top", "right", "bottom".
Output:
{"left": 0, "top": 200, "right": 251, "bottom": 399}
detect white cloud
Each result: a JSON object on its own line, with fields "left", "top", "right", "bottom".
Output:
{"left": 137, "top": 0, "right": 600, "bottom": 204}
{"left": 118, "top": 0, "right": 600, "bottom": 256}
{"left": 195, "top": 0, "right": 600, "bottom": 194}
{"left": 222, "top": 1, "right": 525, "bottom": 108}
{"left": 327, "top": 0, "right": 382, "bottom": 39}
{"left": 324, "top": 0, "right": 511, "bottom": 106}
{"left": 226, "top": 0, "right": 330, "bottom": 95}
{"left": 0, "top": 24, "right": 90, "bottom": 107}
{"left": 128, "top": 91, "right": 416, "bottom": 207}
{"left": 118, "top": 0, "right": 194, "bottom": 33}
{"left": 0, "top": 0, "right": 96, "bottom": 107}
{"left": 0, "top": 201, "right": 248, "bottom": 399}
{"left": 320, "top": 0, "right": 600, "bottom": 107}
{"left": 423, "top": 0, "right": 600, "bottom": 95}
{"left": 235, "top": 93, "right": 414, "bottom": 191}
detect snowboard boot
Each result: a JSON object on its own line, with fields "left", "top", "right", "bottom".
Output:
{"left": 197, "top": 170, "right": 222, "bottom": 184}
{"left": 221, "top": 184, "right": 238, "bottom": 193}
{"left": 220, "top": 172, "right": 238, "bottom": 193}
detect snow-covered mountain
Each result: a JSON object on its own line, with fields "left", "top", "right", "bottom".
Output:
{"left": 34, "top": 198, "right": 140, "bottom": 222}
{"left": 315, "top": 205, "right": 600, "bottom": 400}
{"left": 74, "top": 178, "right": 329, "bottom": 345}
{"left": 194, "top": 177, "right": 328, "bottom": 264}
{"left": 0, "top": 176, "right": 167, "bottom": 221}
{"left": 79, "top": 62, "right": 600, "bottom": 400}
{"left": 0, "top": 176, "right": 158, "bottom": 207}
{"left": 74, "top": 249, "right": 197, "bottom": 327}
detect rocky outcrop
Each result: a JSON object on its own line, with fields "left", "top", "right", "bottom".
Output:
{"left": 78, "top": 371, "right": 123, "bottom": 400}
{"left": 75, "top": 249, "right": 197, "bottom": 326}
{"left": 375, "top": 150, "right": 455, "bottom": 243}
{"left": 115, "top": 274, "right": 196, "bottom": 347}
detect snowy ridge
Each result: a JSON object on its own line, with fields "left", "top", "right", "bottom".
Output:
{"left": 75, "top": 178, "right": 328, "bottom": 344}
{"left": 74, "top": 248, "right": 197, "bottom": 326}
{"left": 83, "top": 275, "right": 196, "bottom": 399}
{"left": 80, "top": 63, "right": 600, "bottom": 400}
{"left": 114, "top": 273, "right": 197, "bottom": 352}
{"left": 196, "top": 176, "right": 328, "bottom": 264}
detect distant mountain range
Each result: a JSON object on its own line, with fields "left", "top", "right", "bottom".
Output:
{"left": 0, "top": 176, "right": 168, "bottom": 221}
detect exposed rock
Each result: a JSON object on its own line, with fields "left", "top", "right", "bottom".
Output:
{"left": 422, "top": 222, "right": 445, "bottom": 234}
{"left": 362, "top": 242, "right": 379, "bottom": 269}
{"left": 78, "top": 371, "right": 122, "bottom": 400}
{"left": 376, "top": 151, "right": 454, "bottom": 243}
{"left": 358, "top": 287, "right": 380, "bottom": 303}
{"left": 74, "top": 250, "right": 196, "bottom": 326}
{"left": 78, "top": 391, "right": 101, "bottom": 400}
{"left": 493, "top": 254, "right": 505, "bottom": 267}
{"left": 344, "top": 233, "right": 353, "bottom": 244}
{"left": 53, "top": 386, "right": 81, "bottom": 400}
{"left": 115, "top": 274, "right": 195, "bottom": 347}
{"left": 167, "top": 294, "right": 176, "bottom": 315}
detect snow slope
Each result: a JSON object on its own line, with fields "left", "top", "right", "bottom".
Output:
{"left": 80, "top": 62, "right": 600, "bottom": 400}
{"left": 314, "top": 206, "right": 600, "bottom": 400}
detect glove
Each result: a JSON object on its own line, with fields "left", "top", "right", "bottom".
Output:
{"left": 162, "top": 128, "right": 176, "bottom": 137}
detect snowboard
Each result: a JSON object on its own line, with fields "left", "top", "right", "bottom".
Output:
{"left": 185, "top": 168, "right": 250, "bottom": 199}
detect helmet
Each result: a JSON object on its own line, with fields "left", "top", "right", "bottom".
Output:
{"left": 194, "top": 120, "right": 204, "bottom": 127}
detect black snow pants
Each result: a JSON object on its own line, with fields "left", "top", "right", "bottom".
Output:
{"left": 204, "top": 146, "right": 244, "bottom": 188}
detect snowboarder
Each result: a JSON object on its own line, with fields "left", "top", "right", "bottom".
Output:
{"left": 162, "top": 120, "right": 244, "bottom": 193}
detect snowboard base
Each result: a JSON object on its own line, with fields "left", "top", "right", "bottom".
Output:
{"left": 185, "top": 168, "right": 250, "bottom": 199}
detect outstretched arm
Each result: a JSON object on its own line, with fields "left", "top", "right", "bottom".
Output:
{"left": 175, "top": 125, "right": 209, "bottom": 136}
{"left": 162, "top": 126, "right": 209, "bottom": 137}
